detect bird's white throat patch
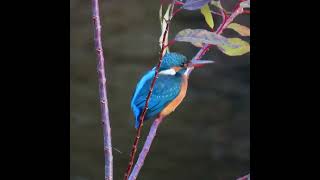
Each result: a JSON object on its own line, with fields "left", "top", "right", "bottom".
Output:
{"left": 159, "top": 68, "right": 176, "bottom": 75}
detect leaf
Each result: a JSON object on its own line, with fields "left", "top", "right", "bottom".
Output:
{"left": 200, "top": 4, "right": 214, "bottom": 29}
{"left": 159, "top": 4, "right": 172, "bottom": 53}
{"left": 191, "top": 42, "right": 205, "bottom": 48}
{"left": 175, "top": 29, "right": 237, "bottom": 48}
{"left": 240, "top": 0, "right": 250, "bottom": 8}
{"left": 217, "top": 38, "right": 250, "bottom": 56}
{"left": 211, "top": 0, "right": 223, "bottom": 10}
{"left": 227, "top": 23, "right": 250, "bottom": 36}
{"left": 182, "top": 0, "right": 211, "bottom": 11}
{"left": 159, "top": 5, "right": 163, "bottom": 27}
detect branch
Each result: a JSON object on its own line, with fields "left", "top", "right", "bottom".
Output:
{"left": 243, "top": 10, "right": 250, "bottom": 14}
{"left": 128, "top": 117, "right": 164, "bottom": 180}
{"left": 211, "top": 10, "right": 232, "bottom": 16}
{"left": 91, "top": 0, "right": 113, "bottom": 179}
{"left": 123, "top": 3, "right": 175, "bottom": 180}
{"left": 237, "top": 174, "right": 250, "bottom": 180}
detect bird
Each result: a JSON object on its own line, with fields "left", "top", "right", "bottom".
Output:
{"left": 131, "top": 52, "right": 213, "bottom": 128}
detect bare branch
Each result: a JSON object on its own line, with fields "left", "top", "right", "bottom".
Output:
{"left": 237, "top": 174, "right": 250, "bottom": 180}
{"left": 91, "top": 0, "right": 113, "bottom": 179}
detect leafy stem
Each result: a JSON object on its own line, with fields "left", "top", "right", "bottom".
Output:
{"left": 193, "top": 0, "right": 245, "bottom": 61}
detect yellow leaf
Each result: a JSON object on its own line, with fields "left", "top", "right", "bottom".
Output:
{"left": 211, "top": 0, "right": 223, "bottom": 10}
{"left": 218, "top": 38, "right": 250, "bottom": 56}
{"left": 227, "top": 23, "right": 250, "bottom": 36}
{"left": 200, "top": 4, "right": 214, "bottom": 29}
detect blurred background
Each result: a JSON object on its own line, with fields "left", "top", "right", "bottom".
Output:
{"left": 70, "top": 0, "right": 250, "bottom": 179}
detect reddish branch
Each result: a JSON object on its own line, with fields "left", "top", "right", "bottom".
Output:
{"left": 91, "top": 0, "right": 113, "bottom": 179}
{"left": 123, "top": 3, "right": 175, "bottom": 180}
{"left": 172, "top": 8, "right": 182, "bottom": 17}
{"left": 243, "top": 10, "right": 250, "bottom": 14}
{"left": 237, "top": 174, "right": 250, "bottom": 180}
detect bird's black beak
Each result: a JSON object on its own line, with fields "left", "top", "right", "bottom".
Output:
{"left": 187, "top": 59, "right": 214, "bottom": 68}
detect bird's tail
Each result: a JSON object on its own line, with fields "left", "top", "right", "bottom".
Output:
{"left": 133, "top": 112, "right": 140, "bottom": 129}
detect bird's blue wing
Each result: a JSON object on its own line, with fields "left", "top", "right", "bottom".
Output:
{"left": 131, "top": 74, "right": 182, "bottom": 128}
{"left": 131, "top": 69, "right": 155, "bottom": 124}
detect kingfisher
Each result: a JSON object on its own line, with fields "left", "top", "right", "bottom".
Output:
{"left": 131, "top": 52, "right": 213, "bottom": 128}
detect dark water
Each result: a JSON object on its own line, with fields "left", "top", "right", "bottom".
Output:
{"left": 70, "top": 0, "right": 250, "bottom": 179}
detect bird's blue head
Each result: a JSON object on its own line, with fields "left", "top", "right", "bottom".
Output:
{"left": 158, "top": 52, "right": 214, "bottom": 76}
{"left": 160, "top": 52, "right": 188, "bottom": 70}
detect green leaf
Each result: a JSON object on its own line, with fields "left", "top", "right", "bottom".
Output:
{"left": 217, "top": 38, "right": 250, "bottom": 56}
{"left": 175, "top": 29, "right": 236, "bottom": 47}
{"left": 211, "top": 0, "right": 223, "bottom": 10}
{"left": 227, "top": 23, "right": 250, "bottom": 36}
{"left": 200, "top": 4, "right": 214, "bottom": 29}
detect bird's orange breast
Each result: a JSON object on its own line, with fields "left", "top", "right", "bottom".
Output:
{"left": 159, "top": 75, "right": 188, "bottom": 118}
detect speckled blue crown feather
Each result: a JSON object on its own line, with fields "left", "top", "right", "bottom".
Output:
{"left": 160, "top": 52, "right": 187, "bottom": 70}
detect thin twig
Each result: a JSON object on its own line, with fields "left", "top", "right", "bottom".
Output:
{"left": 211, "top": 10, "right": 232, "bottom": 16}
{"left": 237, "top": 174, "right": 250, "bottom": 180}
{"left": 91, "top": 0, "right": 113, "bottom": 179}
{"left": 243, "top": 10, "right": 250, "bottom": 14}
{"left": 128, "top": 117, "right": 164, "bottom": 180}
{"left": 123, "top": 3, "right": 175, "bottom": 180}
